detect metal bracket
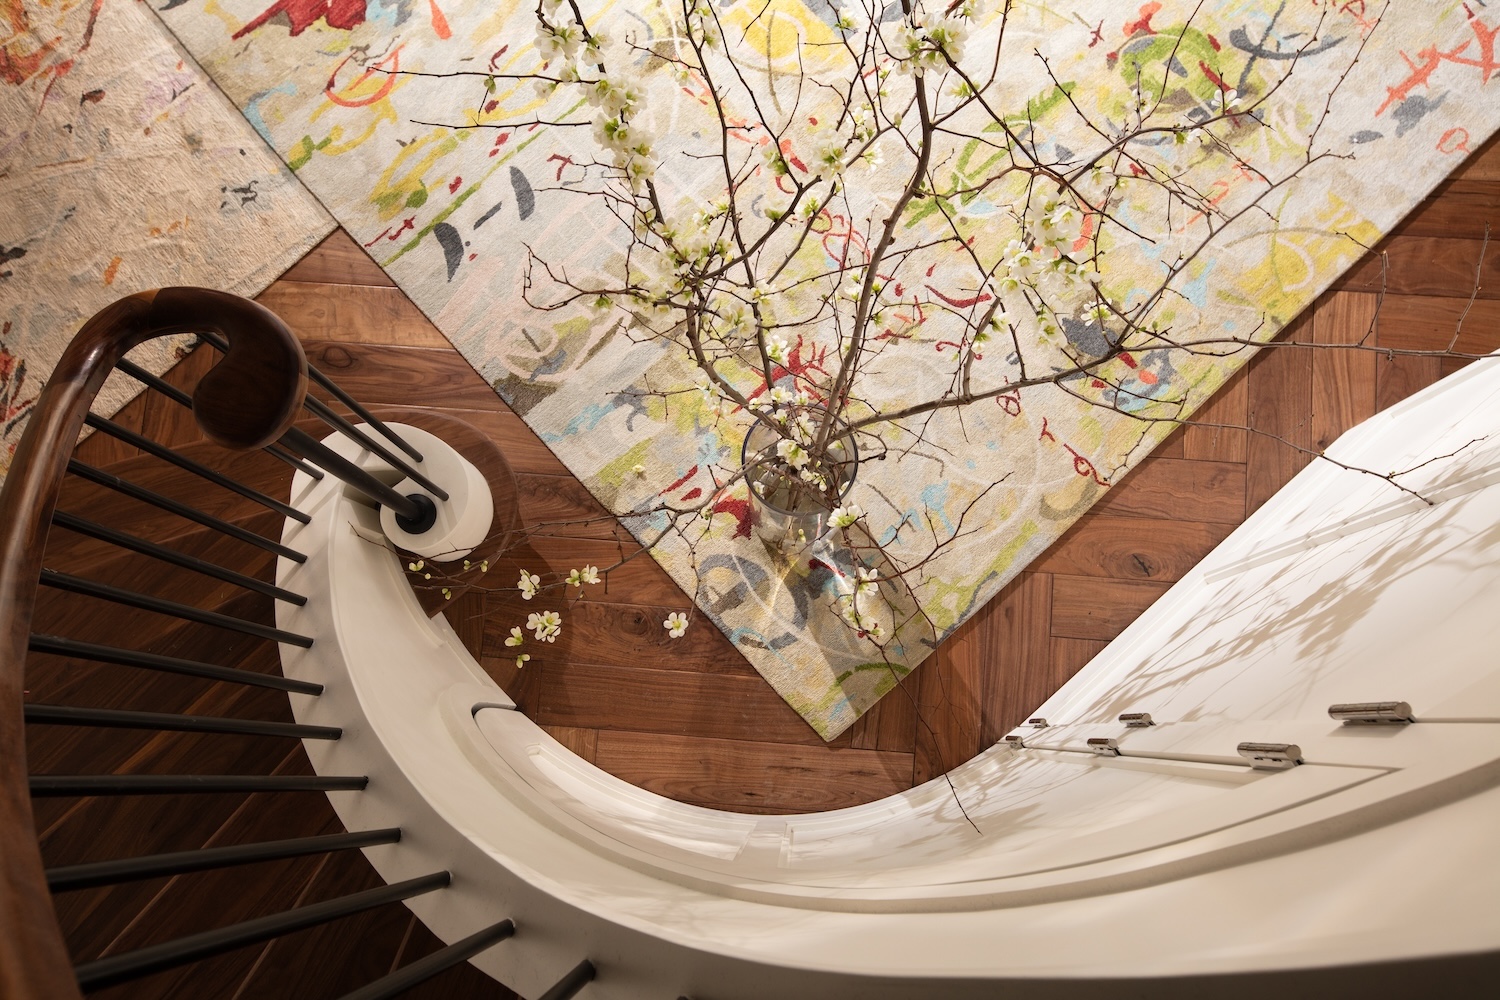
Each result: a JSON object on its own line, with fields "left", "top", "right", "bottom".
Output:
{"left": 1086, "top": 737, "right": 1119, "bottom": 756}
{"left": 1329, "top": 701, "right": 1414, "bottom": 725}
{"left": 1027, "top": 717, "right": 1049, "bottom": 728}
{"left": 1118, "top": 712, "right": 1154, "bottom": 728}
{"left": 1237, "top": 742, "right": 1302, "bottom": 770}
{"left": 1003, "top": 734, "right": 1026, "bottom": 749}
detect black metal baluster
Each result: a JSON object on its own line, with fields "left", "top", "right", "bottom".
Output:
{"left": 306, "top": 364, "right": 425, "bottom": 461}
{"left": 303, "top": 395, "right": 449, "bottom": 500}
{"left": 279, "top": 427, "right": 435, "bottom": 530}
{"left": 539, "top": 960, "right": 597, "bottom": 1000}
{"left": 47, "top": 828, "right": 402, "bottom": 892}
{"left": 37, "top": 569, "right": 314, "bottom": 647}
{"left": 23, "top": 704, "right": 340, "bottom": 740}
{"left": 50, "top": 510, "right": 306, "bottom": 605}
{"left": 67, "top": 460, "right": 307, "bottom": 563}
{"left": 264, "top": 441, "right": 326, "bottom": 480}
{"left": 28, "top": 634, "right": 323, "bottom": 694}
{"left": 30, "top": 774, "right": 368, "bottom": 797}
{"left": 83, "top": 413, "right": 311, "bottom": 524}
{"left": 334, "top": 919, "right": 516, "bottom": 1000}
{"left": 72, "top": 872, "right": 450, "bottom": 991}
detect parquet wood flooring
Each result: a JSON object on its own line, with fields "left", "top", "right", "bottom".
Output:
{"left": 51, "top": 131, "right": 1500, "bottom": 827}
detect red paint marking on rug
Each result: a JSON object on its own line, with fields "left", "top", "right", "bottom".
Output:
{"left": 659, "top": 465, "right": 700, "bottom": 496}
{"left": 102, "top": 255, "right": 122, "bottom": 285}
{"left": 427, "top": 0, "right": 452, "bottom": 39}
{"left": 1123, "top": 2, "right": 1161, "bottom": 36}
{"left": 1438, "top": 127, "right": 1471, "bottom": 154}
{"left": 324, "top": 48, "right": 402, "bottom": 108}
{"left": 233, "top": 0, "right": 366, "bottom": 40}
{"left": 924, "top": 284, "right": 991, "bottom": 308}
{"left": 364, "top": 217, "right": 415, "bottom": 246}
{"left": 681, "top": 487, "right": 703, "bottom": 501}
{"left": 712, "top": 497, "right": 753, "bottom": 538}
{"left": 448, "top": 176, "right": 462, "bottom": 194}
{"left": 1072, "top": 211, "right": 1098, "bottom": 253}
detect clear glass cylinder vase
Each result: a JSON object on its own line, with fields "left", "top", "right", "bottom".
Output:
{"left": 740, "top": 408, "right": 859, "bottom": 551}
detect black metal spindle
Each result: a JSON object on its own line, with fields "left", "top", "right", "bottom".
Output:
{"left": 306, "top": 365, "right": 426, "bottom": 461}
{"left": 279, "top": 427, "right": 435, "bottom": 530}
{"left": 37, "top": 569, "right": 314, "bottom": 647}
{"left": 23, "top": 703, "right": 340, "bottom": 740}
{"left": 68, "top": 460, "right": 307, "bottom": 563}
{"left": 334, "top": 919, "right": 516, "bottom": 1000}
{"left": 83, "top": 413, "right": 311, "bottom": 523}
{"left": 28, "top": 633, "right": 323, "bottom": 694}
{"left": 46, "top": 828, "right": 402, "bottom": 892}
{"left": 51, "top": 510, "right": 306, "bottom": 605}
{"left": 113, "top": 356, "right": 193, "bottom": 406}
{"left": 113, "top": 356, "right": 326, "bottom": 480}
{"left": 539, "top": 960, "right": 597, "bottom": 1000}
{"left": 29, "top": 774, "right": 368, "bottom": 797}
{"left": 72, "top": 872, "right": 449, "bottom": 991}
{"left": 264, "top": 441, "right": 326, "bottom": 480}
{"left": 197, "top": 329, "right": 425, "bottom": 462}
{"left": 303, "top": 395, "right": 449, "bottom": 500}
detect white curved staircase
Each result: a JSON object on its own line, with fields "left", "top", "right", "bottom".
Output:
{"left": 278, "top": 357, "right": 1500, "bottom": 997}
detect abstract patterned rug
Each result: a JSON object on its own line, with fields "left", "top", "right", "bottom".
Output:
{"left": 0, "top": 0, "right": 331, "bottom": 481}
{"left": 158, "top": 0, "right": 1498, "bottom": 739}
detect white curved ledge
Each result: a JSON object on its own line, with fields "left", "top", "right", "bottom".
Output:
{"left": 275, "top": 368, "right": 1500, "bottom": 998}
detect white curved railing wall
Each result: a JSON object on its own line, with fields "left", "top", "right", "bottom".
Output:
{"left": 273, "top": 353, "right": 1500, "bottom": 998}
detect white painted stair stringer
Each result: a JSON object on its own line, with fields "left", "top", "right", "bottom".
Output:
{"left": 272, "top": 378, "right": 1500, "bottom": 999}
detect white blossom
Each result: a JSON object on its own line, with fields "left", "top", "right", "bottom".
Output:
{"left": 829, "top": 503, "right": 864, "bottom": 528}
{"left": 776, "top": 438, "right": 810, "bottom": 470}
{"left": 567, "top": 565, "right": 602, "bottom": 586}
{"left": 664, "top": 611, "right": 689, "bottom": 637}
{"left": 527, "top": 610, "right": 562, "bottom": 642}
{"left": 518, "top": 571, "right": 540, "bottom": 600}
{"left": 765, "top": 334, "right": 789, "bottom": 364}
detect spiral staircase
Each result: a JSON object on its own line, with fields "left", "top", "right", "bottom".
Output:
{"left": 3, "top": 291, "right": 1498, "bottom": 999}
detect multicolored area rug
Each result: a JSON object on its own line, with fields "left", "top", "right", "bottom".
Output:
{"left": 0, "top": 0, "right": 331, "bottom": 480}
{"left": 159, "top": 0, "right": 1498, "bottom": 739}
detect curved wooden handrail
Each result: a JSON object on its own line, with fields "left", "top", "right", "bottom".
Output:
{"left": 0, "top": 288, "right": 307, "bottom": 1000}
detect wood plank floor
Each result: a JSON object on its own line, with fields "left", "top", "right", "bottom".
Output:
{"left": 76, "top": 133, "right": 1500, "bottom": 817}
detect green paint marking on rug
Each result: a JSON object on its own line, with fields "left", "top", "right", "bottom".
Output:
{"left": 834, "top": 661, "right": 912, "bottom": 687}
{"left": 380, "top": 132, "right": 547, "bottom": 268}
{"left": 381, "top": 96, "right": 586, "bottom": 267}
{"left": 288, "top": 134, "right": 333, "bottom": 171}
{"left": 905, "top": 83, "right": 1075, "bottom": 228}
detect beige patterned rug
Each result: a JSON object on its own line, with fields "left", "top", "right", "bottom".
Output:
{"left": 0, "top": 0, "right": 331, "bottom": 480}
{"left": 156, "top": 1, "right": 1499, "bottom": 739}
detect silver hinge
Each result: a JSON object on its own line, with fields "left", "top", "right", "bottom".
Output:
{"left": 1237, "top": 742, "right": 1302, "bottom": 770}
{"left": 1027, "top": 717, "right": 1049, "bottom": 728}
{"left": 1003, "top": 734, "right": 1026, "bottom": 749}
{"left": 1329, "top": 701, "right": 1414, "bottom": 725}
{"left": 1118, "top": 712, "right": 1154, "bottom": 728}
{"left": 1086, "top": 737, "right": 1119, "bottom": 756}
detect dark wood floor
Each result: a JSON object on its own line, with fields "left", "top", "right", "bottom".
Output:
{"left": 69, "top": 134, "right": 1500, "bottom": 818}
